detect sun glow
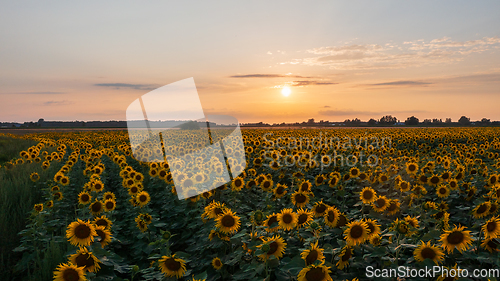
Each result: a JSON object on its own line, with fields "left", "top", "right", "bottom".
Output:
{"left": 281, "top": 87, "right": 291, "bottom": 97}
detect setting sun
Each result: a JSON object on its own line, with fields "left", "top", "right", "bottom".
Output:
{"left": 281, "top": 86, "right": 291, "bottom": 97}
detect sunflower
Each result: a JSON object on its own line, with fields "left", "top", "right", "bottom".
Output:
{"left": 135, "top": 217, "right": 148, "bottom": 232}
{"left": 89, "top": 200, "right": 103, "bottom": 216}
{"left": 398, "top": 180, "right": 411, "bottom": 192}
{"left": 257, "top": 235, "right": 287, "bottom": 261}
{"left": 66, "top": 219, "right": 97, "bottom": 247}
{"left": 202, "top": 202, "right": 226, "bottom": 219}
{"left": 300, "top": 241, "right": 325, "bottom": 266}
{"left": 328, "top": 176, "right": 339, "bottom": 188}
{"left": 92, "top": 180, "right": 104, "bottom": 192}
{"left": 53, "top": 262, "right": 86, "bottom": 281}
{"left": 344, "top": 220, "right": 369, "bottom": 246}
{"left": 378, "top": 173, "right": 388, "bottom": 183}
{"left": 315, "top": 174, "right": 327, "bottom": 186}
{"left": 413, "top": 241, "right": 444, "bottom": 265}
{"left": 406, "top": 162, "right": 418, "bottom": 175}
{"left": 489, "top": 201, "right": 499, "bottom": 215}
{"left": 417, "top": 174, "right": 428, "bottom": 185}
{"left": 439, "top": 225, "right": 474, "bottom": 253}
{"left": 436, "top": 185, "right": 450, "bottom": 198}
{"left": 372, "top": 195, "right": 389, "bottom": 213}
{"left": 336, "top": 245, "right": 353, "bottom": 270}
{"left": 359, "top": 187, "right": 376, "bottom": 204}
{"left": 369, "top": 235, "right": 382, "bottom": 246}
{"left": 68, "top": 247, "right": 101, "bottom": 273}
{"left": 472, "top": 202, "right": 491, "bottom": 219}
{"left": 323, "top": 206, "right": 340, "bottom": 228}
{"left": 297, "top": 208, "right": 314, "bottom": 228}
{"left": 363, "top": 218, "right": 381, "bottom": 238}
{"left": 386, "top": 199, "right": 400, "bottom": 216}
{"left": 428, "top": 174, "right": 442, "bottom": 186}
{"left": 448, "top": 179, "right": 458, "bottom": 190}
{"left": 158, "top": 254, "right": 187, "bottom": 278}
{"left": 60, "top": 176, "right": 70, "bottom": 186}
{"left": 53, "top": 192, "right": 64, "bottom": 201}
{"left": 297, "top": 264, "right": 333, "bottom": 281}
{"left": 30, "top": 172, "right": 40, "bottom": 182}
{"left": 291, "top": 191, "right": 310, "bottom": 208}
{"left": 273, "top": 183, "right": 288, "bottom": 198}
{"left": 278, "top": 208, "right": 297, "bottom": 231}
{"left": 46, "top": 200, "right": 54, "bottom": 208}
{"left": 127, "top": 184, "right": 142, "bottom": 196}
{"left": 231, "top": 176, "right": 244, "bottom": 191}
{"left": 101, "top": 199, "right": 115, "bottom": 212}
{"left": 93, "top": 215, "right": 112, "bottom": 230}
{"left": 299, "top": 180, "right": 312, "bottom": 193}
{"left": 466, "top": 187, "right": 477, "bottom": 201}
{"left": 75, "top": 192, "right": 91, "bottom": 206}
{"left": 34, "top": 203, "right": 43, "bottom": 212}
{"left": 216, "top": 209, "right": 241, "bottom": 234}
{"left": 250, "top": 210, "right": 265, "bottom": 226}
{"left": 264, "top": 213, "right": 280, "bottom": 232}
{"left": 482, "top": 216, "right": 500, "bottom": 239}
{"left": 404, "top": 216, "right": 419, "bottom": 235}
{"left": 481, "top": 237, "right": 500, "bottom": 253}
{"left": 210, "top": 257, "right": 223, "bottom": 270}
{"left": 103, "top": 192, "right": 116, "bottom": 201}
{"left": 94, "top": 225, "right": 112, "bottom": 247}
{"left": 349, "top": 167, "right": 360, "bottom": 178}
{"left": 260, "top": 179, "right": 273, "bottom": 192}
{"left": 312, "top": 201, "right": 328, "bottom": 217}
{"left": 135, "top": 191, "right": 151, "bottom": 207}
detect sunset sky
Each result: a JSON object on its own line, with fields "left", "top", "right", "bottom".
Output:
{"left": 1, "top": 1, "right": 500, "bottom": 123}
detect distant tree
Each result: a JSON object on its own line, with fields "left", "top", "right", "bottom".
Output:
{"left": 480, "top": 118, "right": 491, "bottom": 125}
{"left": 368, "top": 118, "right": 377, "bottom": 126}
{"left": 178, "top": 121, "right": 200, "bottom": 130}
{"left": 405, "top": 116, "right": 419, "bottom": 126}
{"left": 307, "top": 118, "right": 315, "bottom": 124}
{"left": 423, "top": 119, "right": 432, "bottom": 125}
{"left": 445, "top": 118, "right": 452, "bottom": 123}
{"left": 379, "top": 115, "right": 397, "bottom": 125}
{"left": 432, "top": 118, "right": 443, "bottom": 124}
{"left": 458, "top": 116, "right": 471, "bottom": 126}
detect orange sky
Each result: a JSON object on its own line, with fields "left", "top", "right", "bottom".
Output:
{"left": 1, "top": 2, "right": 500, "bottom": 123}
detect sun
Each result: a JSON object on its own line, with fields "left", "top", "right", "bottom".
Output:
{"left": 281, "top": 87, "right": 291, "bottom": 97}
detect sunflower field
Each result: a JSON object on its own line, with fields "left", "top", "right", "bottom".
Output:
{"left": 1, "top": 127, "right": 500, "bottom": 281}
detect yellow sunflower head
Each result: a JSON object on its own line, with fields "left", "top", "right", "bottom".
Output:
{"left": 158, "top": 254, "right": 187, "bottom": 278}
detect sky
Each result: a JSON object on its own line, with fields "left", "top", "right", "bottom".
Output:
{"left": 1, "top": 1, "right": 500, "bottom": 124}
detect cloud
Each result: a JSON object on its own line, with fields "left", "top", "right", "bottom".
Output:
{"left": 43, "top": 100, "right": 72, "bottom": 106}
{"left": 290, "top": 80, "right": 338, "bottom": 87}
{"left": 229, "top": 74, "right": 313, "bottom": 78}
{"left": 368, "top": 80, "right": 432, "bottom": 86}
{"left": 322, "top": 105, "right": 331, "bottom": 108}
{"left": 2, "top": 91, "right": 65, "bottom": 95}
{"left": 284, "top": 36, "right": 500, "bottom": 70}
{"left": 94, "top": 83, "right": 158, "bottom": 91}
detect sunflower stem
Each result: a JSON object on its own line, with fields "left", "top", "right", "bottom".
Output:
{"left": 476, "top": 228, "right": 482, "bottom": 254}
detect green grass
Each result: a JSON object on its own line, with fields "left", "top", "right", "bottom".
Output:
{"left": 0, "top": 135, "right": 37, "bottom": 164}
{"left": 0, "top": 136, "right": 63, "bottom": 280}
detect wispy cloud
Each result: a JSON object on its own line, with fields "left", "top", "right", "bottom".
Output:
{"left": 229, "top": 74, "right": 313, "bottom": 78}
{"left": 94, "top": 83, "right": 158, "bottom": 91}
{"left": 284, "top": 36, "right": 500, "bottom": 70}
{"left": 368, "top": 80, "right": 432, "bottom": 86}
{"left": 2, "top": 91, "right": 66, "bottom": 95}
{"left": 43, "top": 100, "right": 72, "bottom": 106}
{"left": 290, "top": 80, "right": 337, "bottom": 87}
